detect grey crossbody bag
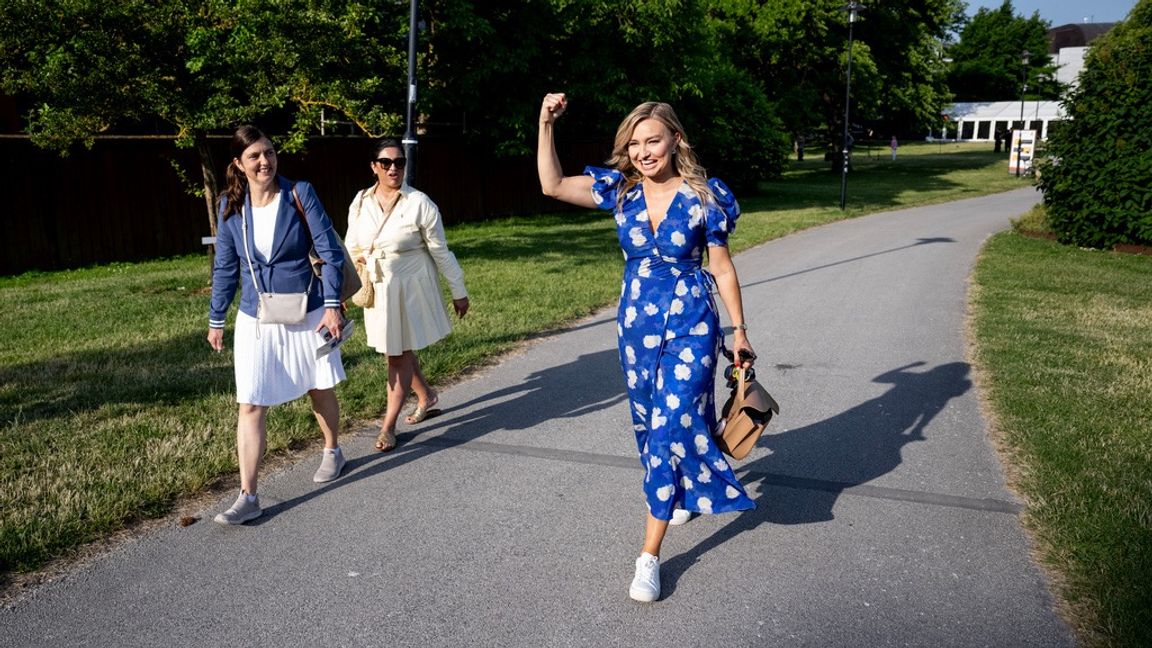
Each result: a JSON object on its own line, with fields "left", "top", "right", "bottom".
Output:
{"left": 242, "top": 204, "right": 313, "bottom": 325}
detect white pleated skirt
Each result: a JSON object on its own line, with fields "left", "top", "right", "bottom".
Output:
{"left": 363, "top": 249, "right": 453, "bottom": 355}
{"left": 233, "top": 307, "right": 346, "bottom": 406}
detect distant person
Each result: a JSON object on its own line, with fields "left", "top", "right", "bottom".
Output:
{"left": 890, "top": 135, "right": 898, "bottom": 161}
{"left": 345, "top": 138, "right": 469, "bottom": 453}
{"left": 537, "top": 93, "right": 757, "bottom": 603}
{"left": 207, "top": 125, "right": 349, "bottom": 525}
{"left": 796, "top": 135, "right": 805, "bottom": 161}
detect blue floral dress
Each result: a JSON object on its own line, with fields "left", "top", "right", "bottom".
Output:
{"left": 586, "top": 166, "right": 756, "bottom": 521}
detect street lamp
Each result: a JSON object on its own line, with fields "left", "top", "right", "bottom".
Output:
{"left": 403, "top": 0, "right": 419, "bottom": 187}
{"left": 1015, "top": 49, "right": 1031, "bottom": 178}
{"left": 839, "top": 2, "right": 863, "bottom": 210}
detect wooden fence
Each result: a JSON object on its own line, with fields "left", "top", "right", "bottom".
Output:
{"left": 0, "top": 135, "right": 608, "bottom": 275}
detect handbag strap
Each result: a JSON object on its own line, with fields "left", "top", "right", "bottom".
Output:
{"left": 358, "top": 187, "right": 401, "bottom": 259}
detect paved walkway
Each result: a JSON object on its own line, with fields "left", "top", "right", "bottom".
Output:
{"left": 1, "top": 188, "right": 1074, "bottom": 647}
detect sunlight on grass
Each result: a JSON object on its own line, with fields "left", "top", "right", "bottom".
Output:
{"left": 970, "top": 233, "right": 1152, "bottom": 648}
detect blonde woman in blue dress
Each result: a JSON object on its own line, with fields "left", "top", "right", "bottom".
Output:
{"left": 345, "top": 138, "right": 469, "bottom": 452}
{"left": 538, "top": 93, "right": 757, "bottom": 602}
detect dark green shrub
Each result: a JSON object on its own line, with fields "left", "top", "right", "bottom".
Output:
{"left": 1037, "top": 0, "right": 1152, "bottom": 248}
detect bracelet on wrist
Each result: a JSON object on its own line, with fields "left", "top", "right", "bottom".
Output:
{"left": 733, "top": 323, "right": 748, "bottom": 332}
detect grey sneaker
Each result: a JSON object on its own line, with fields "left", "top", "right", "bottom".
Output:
{"left": 312, "top": 448, "right": 346, "bottom": 483}
{"left": 213, "top": 492, "right": 261, "bottom": 525}
{"left": 629, "top": 553, "right": 661, "bottom": 602}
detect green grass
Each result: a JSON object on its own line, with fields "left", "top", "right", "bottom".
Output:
{"left": 970, "top": 233, "right": 1152, "bottom": 647}
{"left": 0, "top": 143, "right": 1029, "bottom": 582}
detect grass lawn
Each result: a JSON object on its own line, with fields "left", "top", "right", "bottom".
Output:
{"left": 970, "top": 231, "right": 1152, "bottom": 648}
{"left": 1, "top": 142, "right": 1029, "bottom": 582}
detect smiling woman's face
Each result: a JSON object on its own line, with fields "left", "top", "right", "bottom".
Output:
{"left": 628, "top": 118, "right": 679, "bottom": 181}
{"left": 234, "top": 137, "right": 277, "bottom": 185}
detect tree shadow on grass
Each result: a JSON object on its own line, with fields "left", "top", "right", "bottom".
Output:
{"left": 0, "top": 332, "right": 233, "bottom": 427}
{"left": 659, "top": 361, "right": 972, "bottom": 597}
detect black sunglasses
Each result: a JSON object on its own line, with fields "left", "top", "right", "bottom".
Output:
{"left": 374, "top": 157, "right": 407, "bottom": 170}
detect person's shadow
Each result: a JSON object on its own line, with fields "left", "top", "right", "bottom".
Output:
{"left": 660, "top": 361, "right": 972, "bottom": 594}
{"left": 255, "top": 346, "right": 630, "bottom": 520}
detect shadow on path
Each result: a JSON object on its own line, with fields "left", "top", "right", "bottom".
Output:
{"left": 256, "top": 347, "right": 628, "bottom": 520}
{"left": 660, "top": 361, "right": 972, "bottom": 595}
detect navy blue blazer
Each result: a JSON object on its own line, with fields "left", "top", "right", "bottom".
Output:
{"left": 208, "top": 177, "right": 344, "bottom": 327}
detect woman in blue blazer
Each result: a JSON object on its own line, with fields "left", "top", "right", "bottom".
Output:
{"left": 207, "top": 125, "right": 349, "bottom": 525}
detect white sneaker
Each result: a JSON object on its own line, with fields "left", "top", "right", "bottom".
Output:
{"left": 629, "top": 553, "right": 661, "bottom": 602}
{"left": 669, "top": 508, "right": 693, "bottom": 526}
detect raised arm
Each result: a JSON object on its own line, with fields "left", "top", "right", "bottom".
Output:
{"left": 537, "top": 93, "right": 596, "bottom": 208}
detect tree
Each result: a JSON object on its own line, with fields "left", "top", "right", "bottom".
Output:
{"left": 946, "top": 1, "right": 1061, "bottom": 102}
{"left": 1037, "top": 0, "right": 1152, "bottom": 248}
{"left": 0, "top": 0, "right": 408, "bottom": 238}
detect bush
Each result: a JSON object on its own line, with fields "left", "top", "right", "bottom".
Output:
{"left": 1036, "top": 0, "right": 1152, "bottom": 248}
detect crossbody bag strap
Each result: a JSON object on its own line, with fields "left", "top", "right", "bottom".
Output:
{"left": 240, "top": 206, "right": 263, "bottom": 296}
{"left": 361, "top": 187, "right": 400, "bottom": 258}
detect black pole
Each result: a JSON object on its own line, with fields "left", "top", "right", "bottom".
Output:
{"left": 840, "top": 3, "right": 861, "bottom": 210}
{"left": 403, "top": 0, "right": 419, "bottom": 187}
{"left": 1016, "top": 50, "right": 1030, "bottom": 178}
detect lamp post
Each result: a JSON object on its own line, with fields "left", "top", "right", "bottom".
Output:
{"left": 1015, "top": 49, "right": 1031, "bottom": 178}
{"left": 839, "top": 2, "right": 863, "bottom": 210}
{"left": 403, "top": 0, "right": 419, "bottom": 187}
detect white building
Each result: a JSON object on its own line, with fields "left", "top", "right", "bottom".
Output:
{"left": 941, "top": 101, "right": 1066, "bottom": 142}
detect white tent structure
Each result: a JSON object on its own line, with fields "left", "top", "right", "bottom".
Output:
{"left": 936, "top": 101, "right": 1067, "bottom": 142}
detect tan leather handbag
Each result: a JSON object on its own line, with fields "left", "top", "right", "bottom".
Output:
{"left": 716, "top": 367, "right": 780, "bottom": 460}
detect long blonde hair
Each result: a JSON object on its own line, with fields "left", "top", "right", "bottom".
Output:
{"left": 606, "top": 102, "right": 714, "bottom": 212}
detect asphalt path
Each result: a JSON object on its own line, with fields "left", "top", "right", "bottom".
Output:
{"left": 1, "top": 187, "right": 1075, "bottom": 647}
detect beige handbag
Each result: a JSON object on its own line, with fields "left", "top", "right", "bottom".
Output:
{"left": 350, "top": 189, "right": 401, "bottom": 309}
{"left": 716, "top": 366, "right": 780, "bottom": 460}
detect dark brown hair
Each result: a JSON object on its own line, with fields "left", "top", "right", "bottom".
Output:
{"left": 223, "top": 125, "right": 270, "bottom": 218}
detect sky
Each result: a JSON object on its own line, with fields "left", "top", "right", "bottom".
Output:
{"left": 964, "top": 0, "right": 1138, "bottom": 25}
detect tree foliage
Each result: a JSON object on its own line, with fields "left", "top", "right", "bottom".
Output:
{"left": 1037, "top": 0, "right": 1152, "bottom": 248}
{"left": 2, "top": 0, "right": 967, "bottom": 215}
{"left": 946, "top": 0, "right": 1061, "bottom": 101}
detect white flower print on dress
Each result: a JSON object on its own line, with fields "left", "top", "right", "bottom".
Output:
{"left": 638, "top": 258, "right": 652, "bottom": 278}
{"left": 649, "top": 455, "right": 662, "bottom": 468}
{"left": 625, "top": 345, "right": 636, "bottom": 364}
{"left": 665, "top": 394, "right": 680, "bottom": 410}
{"left": 629, "top": 227, "right": 646, "bottom": 247}
{"left": 674, "top": 364, "right": 692, "bottom": 381}
{"left": 698, "top": 464, "right": 712, "bottom": 484}
{"left": 656, "top": 485, "right": 674, "bottom": 501}
{"left": 644, "top": 302, "right": 658, "bottom": 316}
{"left": 690, "top": 322, "right": 710, "bottom": 335}
{"left": 681, "top": 476, "right": 694, "bottom": 490}
{"left": 643, "top": 335, "right": 661, "bottom": 349}
{"left": 670, "top": 442, "right": 686, "bottom": 458}
{"left": 651, "top": 408, "right": 667, "bottom": 430}
{"left": 624, "top": 306, "right": 637, "bottom": 327}
{"left": 694, "top": 434, "right": 710, "bottom": 455}
{"left": 725, "top": 486, "right": 741, "bottom": 499}
{"left": 671, "top": 231, "right": 687, "bottom": 246}
{"left": 681, "top": 413, "right": 693, "bottom": 428}
{"left": 713, "top": 458, "right": 730, "bottom": 472}
{"left": 627, "top": 370, "right": 638, "bottom": 388}
{"left": 678, "top": 348, "right": 695, "bottom": 363}
{"left": 669, "top": 299, "right": 684, "bottom": 315}
{"left": 630, "top": 278, "right": 641, "bottom": 300}
{"left": 698, "top": 497, "right": 713, "bottom": 514}
{"left": 675, "top": 281, "right": 688, "bottom": 297}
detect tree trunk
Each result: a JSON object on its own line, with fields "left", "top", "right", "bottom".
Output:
{"left": 196, "top": 134, "right": 218, "bottom": 285}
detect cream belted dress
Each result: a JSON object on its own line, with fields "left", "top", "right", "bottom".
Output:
{"left": 344, "top": 185, "right": 467, "bottom": 355}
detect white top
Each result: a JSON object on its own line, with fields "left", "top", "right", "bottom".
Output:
{"left": 251, "top": 194, "right": 282, "bottom": 260}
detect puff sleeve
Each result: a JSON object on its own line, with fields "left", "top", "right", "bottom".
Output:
{"left": 584, "top": 166, "right": 624, "bottom": 212}
{"left": 705, "top": 177, "right": 741, "bottom": 247}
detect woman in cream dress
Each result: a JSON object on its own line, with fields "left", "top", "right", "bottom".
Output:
{"left": 345, "top": 138, "right": 469, "bottom": 452}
